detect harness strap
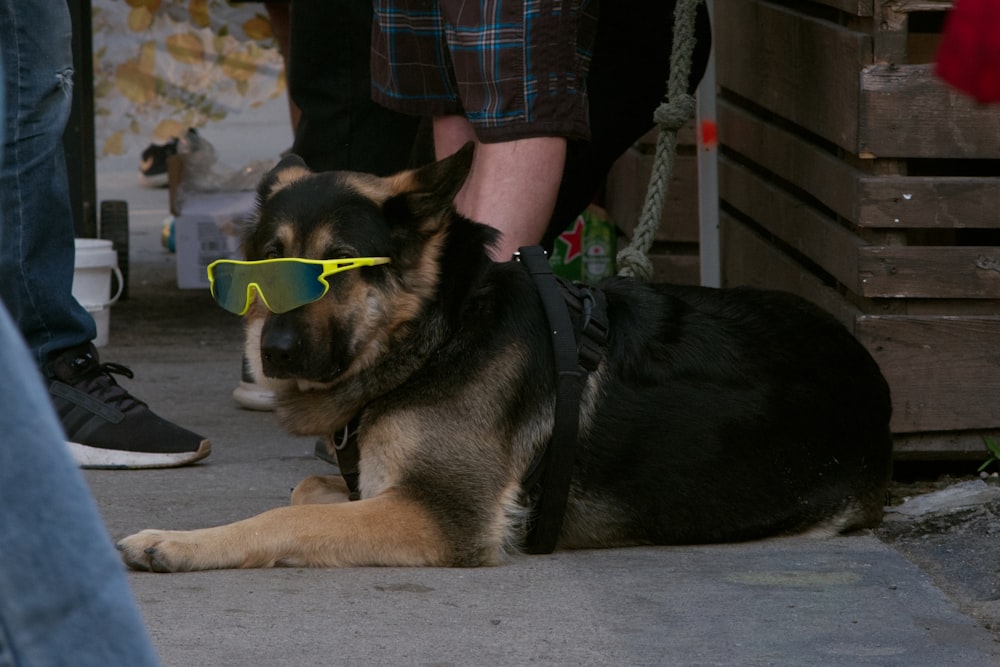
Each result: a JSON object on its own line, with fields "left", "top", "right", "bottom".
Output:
{"left": 559, "top": 277, "right": 609, "bottom": 372}
{"left": 516, "top": 245, "right": 608, "bottom": 554}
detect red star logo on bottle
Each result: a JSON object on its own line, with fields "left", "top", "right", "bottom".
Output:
{"left": 558, "top": 216, "right": 585, "bottom": 264}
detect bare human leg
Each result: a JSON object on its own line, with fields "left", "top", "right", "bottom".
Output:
{"left": 433, "top": 115, "right": 566, "bottom": 262}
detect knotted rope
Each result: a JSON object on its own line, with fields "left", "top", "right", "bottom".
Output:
{"left": 616, "top": 0, "right": 705, "bottom": 280}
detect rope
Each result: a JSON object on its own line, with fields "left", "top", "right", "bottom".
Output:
{"left": 616, "top": 0, "right": 705, "bottom": 280}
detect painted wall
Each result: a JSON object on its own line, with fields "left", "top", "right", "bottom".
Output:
{"left": 92, "top": 0, "right": 285, "bottom": 157}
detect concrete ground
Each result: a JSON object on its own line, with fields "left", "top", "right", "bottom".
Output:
{"left": 84, "top": 98, "right": 1000, "bottom": 666}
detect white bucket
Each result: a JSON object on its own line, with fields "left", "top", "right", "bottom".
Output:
{"left": 72, "top": 238, "right": 123, "bottom": 347}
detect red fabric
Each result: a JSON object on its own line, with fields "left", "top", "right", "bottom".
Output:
{"left": 935, "top": 0, "right": 1000, "bottom": 103}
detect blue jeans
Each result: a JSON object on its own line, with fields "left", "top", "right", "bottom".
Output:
{"left": 0, "top": 4, "right": 160, "bottom": 665}
{"left": 0, "top": 0, "right": 95, "bottom": 368}
{"left": 0, "top": 300, "right": 161, "bottom": 666}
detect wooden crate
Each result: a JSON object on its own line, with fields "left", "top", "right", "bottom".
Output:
{"left": 604, "top": 123, "right": 702, "bottom": 285}
{"left": 716, "top": 0, "right": 1000, "bottom": 459}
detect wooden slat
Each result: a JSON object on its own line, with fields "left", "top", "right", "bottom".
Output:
{"left": 606, "top": 150, "right": 699, "bottom": 243}
{"left": 860, "top": 64, "right": 1000, "bottom": 159}
{"left": 716, "top": 0, "right": 870, "bottom": 152}
{"left": 720, "top": 168, "right": 1000, "bottom": 297}
{"left": 720, "top": 156, "right": 867, "bottom": 292}
{"left": 893, "top": 431, "right": 999, "bottom": 461}
{"left": 650, "top": 252, "right": 700, "bottom": 286}
{"left": 858, "top": 246, "right": 1000, "bottom": 298}
{"left": 897, "top": 298, "right": 1000, "bottom": 316}
{"left": 719, "top": 98, "right": 1000, "bottom": 230}
{"left": 858, "top": 175, "right": 1000, "bottom": 229}
{"left": 720, "top": 99, "right": 1000, "bottom": 230}
{"left": 718, "top": 99, "right": 864, "bottom": 223}
{"left": 856, "top": 315, "right": 1000, "bottom": 432}
{"left": 814, "top": 0, "right": 874, "bottom": 15}
{"left": 721, "top": 213, "right": 861, "bottom": 329}
{"left": 886, "top": 0, "right": 953, "bottom": 12}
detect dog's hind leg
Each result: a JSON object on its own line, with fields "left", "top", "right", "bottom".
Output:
{"left": 116, "top": 490, "right": 450, "bottom": 571}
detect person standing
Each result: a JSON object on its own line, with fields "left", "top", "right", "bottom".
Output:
{"left": 0, "top": 0, "right": 210, "bottom": 468}
{"left": 371, "top": 0, "right": 599, "bottom": 261}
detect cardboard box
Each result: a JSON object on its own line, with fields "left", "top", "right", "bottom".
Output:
{"left": 173, "top": 190, "right": 256, "bottom": 289}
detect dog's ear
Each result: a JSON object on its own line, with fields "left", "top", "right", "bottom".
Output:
{"left": 257, "top": 153, "right": 312, "bottom": 202}
{"left": 407, "top": 142, "right": 474, "bottom": 205}
{"left": 384, "top": 143, "right": 474, "bottom": 223}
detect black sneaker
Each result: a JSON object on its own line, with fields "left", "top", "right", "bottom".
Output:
{"left": 46, "top": 343, "right": 211, "bottom": 469}
{"left": 138, "top": 137, "right": 178, "bottom": 188}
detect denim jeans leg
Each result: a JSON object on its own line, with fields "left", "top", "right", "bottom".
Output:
{"left": 0, "top": 302, "right": 161, "bottom": 666}
{"left": 0, "top": 0, "right": 96, "bottom": 368}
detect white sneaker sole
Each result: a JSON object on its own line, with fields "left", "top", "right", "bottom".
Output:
{"left": 232, "top": 381, "right": 276, "bottom": 411}
{"left": 138, "top": 171, "right": 169, "bottom": 188}
{"left": 66, "top": 439, "right": 212, "bottom": 469}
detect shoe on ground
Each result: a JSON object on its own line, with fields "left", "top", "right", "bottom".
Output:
{"left": 46, "top": 343, "right": 211, "bottom": 469}
{"left": 232, "top": 354, "right": 275, "bottom": 411}
{"left": 138, "top": 136, "right": 179, "bottom": 188}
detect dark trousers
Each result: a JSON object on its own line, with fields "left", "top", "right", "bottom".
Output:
{"left": 546, "top": 0, "right": 712, "bottom": 247}
{"left": 287, "top": 1, "right": 425, "bottom": 175}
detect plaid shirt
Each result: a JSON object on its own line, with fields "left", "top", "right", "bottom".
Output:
{"left": 372, "top": 0, "right": 596, "bottom": 142}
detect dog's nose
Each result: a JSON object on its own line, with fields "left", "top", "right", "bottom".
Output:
{"left": 261, "top": 323, "right": 302, "bottom": 377}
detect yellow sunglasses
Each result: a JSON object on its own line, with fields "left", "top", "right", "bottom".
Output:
{"left": 207, "top": 257, "right": 391, "bottom": 315}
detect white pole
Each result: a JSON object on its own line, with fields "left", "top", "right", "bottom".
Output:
{"left": 696, "top": 0, "right": 721, "bottom": 287}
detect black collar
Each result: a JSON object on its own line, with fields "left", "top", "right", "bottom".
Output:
{"left": 331, "top": 419, "right": 361, "bottom": 501}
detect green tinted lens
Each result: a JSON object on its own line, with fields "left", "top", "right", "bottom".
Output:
{"left": 210, "top": 261, "right": 327, "bottom": 314}
{"left": 257, "top": 261, "right": 327, "bottom": 313}
{"left": 208, "top": 263, "right": 246, "bottom": 314}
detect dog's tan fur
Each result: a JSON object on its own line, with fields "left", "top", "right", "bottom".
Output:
{"left": 122, "top": 491, "right": 451, "bottom": 570}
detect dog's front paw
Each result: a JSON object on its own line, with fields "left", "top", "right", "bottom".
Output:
{"left": 117, "top": 529, "right": 201, "bottom": 573}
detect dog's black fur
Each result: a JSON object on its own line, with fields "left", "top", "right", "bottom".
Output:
{"left": 117, "top": 145, "right": 893, "bottom": 571}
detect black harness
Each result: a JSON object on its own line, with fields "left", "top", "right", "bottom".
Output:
{"left": 328, "top": 245, "right": 609, "bottom": 554}
{"left": 515, "top": 246, "right": 609, "bottom": 553}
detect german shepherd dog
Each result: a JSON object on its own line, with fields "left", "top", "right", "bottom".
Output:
{"left": 118, "top": 146, "right": 893, "bottom": 572}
